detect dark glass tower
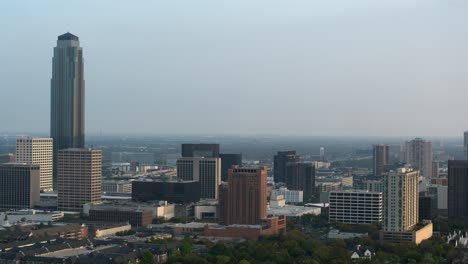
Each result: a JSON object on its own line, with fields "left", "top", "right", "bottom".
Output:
{"left": 50, "top": 33, "right": 85, "bottom": 189}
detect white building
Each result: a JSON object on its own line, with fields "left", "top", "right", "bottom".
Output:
{"left": 383, "top": 168, "right": 419, "bottom": 232}
{"left": 16, "top": 138, "right": 53, "bottom": 191}
{"left": 329, "top": 190, "right": 383, "bottom": 224}
{"left": 194, "top": 200, "right": 217, "bottom": 220}
{"left": 0, "top": 210, "right": 64, "bottom": 225}
{"left": 271, "top": 187, "right": 303, "bottom": 203}
{"left": 102, "top": 180, "right": 132, "bottom": 193}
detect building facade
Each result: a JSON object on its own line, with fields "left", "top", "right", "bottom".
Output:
{"left": 273, "top": 151, "right": 299, "bottom": 184}
{"left": 16, "top": 138, "right": 53, "bottom": 191}
{"left": 132, "top": 180, "right": 201, "bottom": 203}
{"left": 271, "top": 187, "right": 303, "bottom": 203}
{"left": 0, "top": 164, "right": 40, "bottom": 209}
{"left": 373, "top": 144, "right": 389, "bottom": 176}
{"left": 448, "top": 160, "right": 468, "bottom": 218}
{"left": 404, "top": 138, "right": 433, "bottom": 178}
{"left": 177, "top": 157, "right": 221, "bottom": 199}
{"left": 219, "top": 153, "right": 242, "bottom": 182}
{"left": 51, "top": 33, "right": 85, "bottom": 189}
{"left": 181, "top": 144, "right": 219, "bottom": 158}
{"left": 383, "top": 168, "right": 419, "bottom": 232}
{"left": 57, "top": 149, "right": 102, "bottom": 212}
{"left": 329, "top": 190, "right": 383, "bottom": 224}
{"left": 285, "top": 162, "right": 315, "bottom": 197}
{"left": 220, "top": 166, "right": 267, "bottom": 225}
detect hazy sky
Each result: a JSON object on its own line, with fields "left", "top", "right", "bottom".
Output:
{"left": 1, "top": 0, "right": 468, "bottom": 137}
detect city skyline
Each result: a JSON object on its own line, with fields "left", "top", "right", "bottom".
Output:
{"left": 2, "top": 1, "right": 468, "bottom": 136}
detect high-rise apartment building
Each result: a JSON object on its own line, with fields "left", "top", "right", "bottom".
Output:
{"left": 383, "top": 168, "right": 419, "bottom": 232}
{"left": 16, "top": 138, "right": 53, "bottom": 191}
{"left": 177, "top": 157, "right": 221, "bottom": 199}
{"left": 464, "top": 131, "right": 468, "bottom": 160}
{"left": 219, "top": 154, "right": 242, "bottom": 182}
{"left": 285, "top": 162, "right": 315, "bottom": 197}
{"left": 181, "top": 144, "right": 220, "bottom": 158}
{"left": 57, "top": 149, "right": 102, "bottom": 212}
{"left": 0, "top": 164, "right": 40, "bottom": 209}
{"left": 448, "top": 160, "right": 468, "bottom": 218}
{"left": 404, "top": 138, "right": 433, "bottom": 178}
{"left": 220, "top": 166, "right": 267, "bottom": 225}
{"left": 51, "top": 33, "right": 85, "bottom": 189}
{"left": 273, "top": 151, "right": 299, "bottom": 184}
{"left": 373, "top": 144, "right": 389, "bottom": 176}
{"left": 329, "top": 190, "right": 383, "bottom": 224}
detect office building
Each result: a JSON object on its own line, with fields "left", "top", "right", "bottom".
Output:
{"left": 0, "top": 164, "right": 40, "bottom": 209}
{"left": 432, "top": 161, "right": 439, "bottom": 179}
{"left": 181, "top": 144, "right": 219, "bottom": 158}
{"left": 464, "top": 131, "right": 468, "bottom": 160}
{"left": 219, "top": 153, "right": 242, "bottom": 182}
{"left": 367, "top": 180, "right": 384, "bottom": 193}
{"left": 16, "top": 138, "right": 53, "bottom": 191}
{"left": 448, "top": 160, "right": 468, "bottom": 218}
{"left": 102, "top": 180, "right": 132, "bottom": 193}
{"left": 329, "top": 190, "right": 383, "bottom": 224}
{"left": 57, "top": 149, "right": 102, "bottom": 212}
{"left": 271, "top": 187, "right": 303, "bottom": 203}
{"left": 220, "top": 166, "right": 267, "bottom": 225}
{"left": 373, "top": 144, "right": 389, "bottom": 176}
{"left": 404, "top": 138, "right": 433, "bottom": 178}
{"left": 419, "top": 192, "right": 437, "bottom": 221}
{"left": 383, "top": 168, "right": 419, "bottom": 232}
{"left": 132, "top": 180, "right": 201, "bottom": 203}
{"left": 285, "top": 162, "right": 315, "bottom": 197}
{"left": 0, "top": 153, "right": 15, "bottom": 164}
{"left": 273, "top": 151, "right": 299, "bottom": 184}
{"left": 51, "top": 33, "right": 85, "bottom": 189}
{"left": 177, "top": 157, "right": 221, "bottom": 199}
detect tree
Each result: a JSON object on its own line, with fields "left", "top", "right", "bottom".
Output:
{"left": 141, "top": 251, "right": 154, "bottom": 264}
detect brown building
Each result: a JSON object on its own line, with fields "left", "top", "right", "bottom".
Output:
{"left": 57, "top": 149, "right": 102, "bottom": 212}
{"left": 32, "top": 223, "right": 88, "bottom": 239}
{"left": 430, "top": 177, "right": 448, "bottom": 186}
{"left": 373, "top": 144, "right": 389, "bottom": 176}
{"left": 432, "top": 161, "right": 440, "bottom": 179}
{"left": 285, "top": 162, "right": 315, "bottom": 197}
{"left": 220, "top": 166, "right": 267, "bottom": 225}
{"left": 87, "top": 208, "right": 153, "bottom": 227}
{"left": 0, "top": 163, "right": 40, "bottom": 209}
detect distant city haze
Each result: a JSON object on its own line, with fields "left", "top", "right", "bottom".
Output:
{"left": 1, "top": 0, "right": 468, "bottom": 137}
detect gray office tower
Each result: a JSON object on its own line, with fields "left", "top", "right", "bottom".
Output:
{"left": 219, "top": 154, "right": 242, "bottom": 182}
{"left": 273, "top": 151, "right": 300, "bottom": 184}
{"left": 448, "top": 160, "right": 468, "bottom": 218}
{"left": 181, "top": 144, "right": 220, "bottom": 158}
{"left": 373, "top": 144, "right": 390, "bottom": 176}
{"left": 50, "top": 33, "right": 85, "bottom": 189}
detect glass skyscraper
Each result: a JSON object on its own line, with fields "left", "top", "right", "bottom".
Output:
{"left": 50, "top": 32, "right": 85, "bottom": 189}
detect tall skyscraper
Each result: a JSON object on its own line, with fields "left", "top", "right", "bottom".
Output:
{"left": 220, "top": 166, "right": 267, "bottom": 225}
{"left": 57, "top": 149, "right": 101, "bottom": 212}
{"left": 404, "top": 138, "right": 433, "bottom": 178}
{"left": 319, "top": 147, "right": 325, "bottom": 161}
{"left": 373, "top": 144, "right": 389, "bottom": 176}
{"left": 464, "top": 131, "right": 468, "bottom": 160}
{"left": 219, "top": 153, "right": 242, "bottom": 182}
{"left": 50, "top": 33, "right": 85, "bottom": 189}
{"left": 273, "top": 151, "right": 300, "bottom": 184}
{"left": 383, "top": 168, "right": 419, "bottom": 232}
{"left": 285, "top": 162, "right": 315, "bottom": 197}
{"left": 16, "top": 138, "right": 53, "bottom": 191}
{"left": 177, "top": 157, "right": 221, "bottom": 199}
{"left": 181, "top": 144, "right": 219, "bottom": 158}
{"left": 0, "top": 164, "right": 40, "bottom": 209}
{"left": 448, "top": 160, "right": 468, "bottom": 218}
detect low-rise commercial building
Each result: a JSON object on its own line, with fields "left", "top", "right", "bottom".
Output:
{"left": 329, "top": 190, "right": 383, "bottom": 224}
{"left": 271, "top": 187, "right": 303, "bottom": 203}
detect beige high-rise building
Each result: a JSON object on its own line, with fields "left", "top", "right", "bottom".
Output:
{"left": 383, "top": 168, "right": 419, "bottom": 232}
{"left": 177, "top": 157, "right": 221, "bottom": 199}
{"left": 16, "top": 138, "right": 53, "bottom": 191}
{"left": 57, "top": 149, "right": 102, "bottom": 212}
{"left": 404, "top": 138, "right": 433, "bottom": 178}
